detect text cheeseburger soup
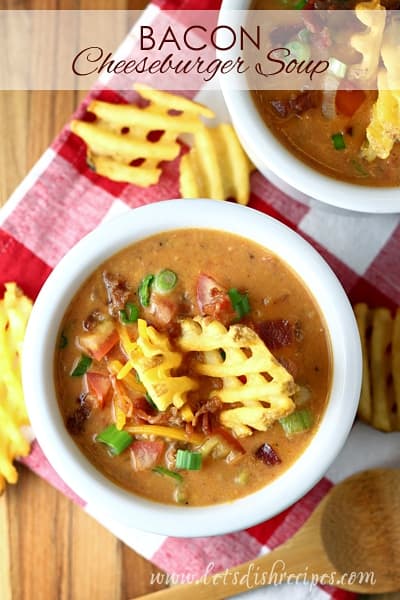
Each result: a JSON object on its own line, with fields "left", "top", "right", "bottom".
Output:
{"left": 55, "top": 229, "right": 331, "bottom": 506}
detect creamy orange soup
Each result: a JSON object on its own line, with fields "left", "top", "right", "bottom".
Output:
{"left": 251, "top": 0, "right": 400, "bottom": 186}
{"left": 55, "top": 229, "right": 331, "bottom": 506}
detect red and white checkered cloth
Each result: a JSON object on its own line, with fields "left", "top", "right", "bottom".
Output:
{"left": 1, "top": 0, "right": 399, "bottom": 597}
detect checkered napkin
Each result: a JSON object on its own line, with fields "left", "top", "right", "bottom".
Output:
{"left": 1, "top": 0, "right": 400, "bottom": 597}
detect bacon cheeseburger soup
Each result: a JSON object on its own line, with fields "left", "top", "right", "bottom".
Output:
{"left": 55, "top": 229, "right": 331, "bottom": 506}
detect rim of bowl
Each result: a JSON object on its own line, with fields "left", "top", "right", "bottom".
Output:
{"left": 218, "top": 1, "right": 400, "bottom": 214}
{"left": 23, "top": 199, "right": 361, "bottom": 537}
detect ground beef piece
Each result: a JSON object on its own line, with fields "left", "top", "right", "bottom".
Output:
{"left": 102, "top": 271, "right": 130, "bottom": 316}
{"left": 66, "top": 395, "right": 91, "bottom": 434}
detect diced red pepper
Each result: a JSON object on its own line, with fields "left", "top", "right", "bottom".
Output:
{"left": 130, "top": 440, "right": 165, "bottom": 471}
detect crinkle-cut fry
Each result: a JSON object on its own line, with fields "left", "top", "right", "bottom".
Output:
{"left": 0, "top": 283, "right": 32, "bottom": 493}
{"left": 354, "top": 303, "right": 373, "bottom": 423}
{"left": 349, "top": 0, "right": 386, "bottom": 84}
{"left": 118, "top": 319, "right": 198, "bottom": 411}
{"left": 71, "top": 120, "right": 180, "bottom": 162}
{"left": 179, "top": 123, "right": 253, "bottom": 205}
{"left": 393, "top": 309, "right": 400, "bottom": 429}
{"left": 133, "top": 83, "right": 215, "bottom": 119}
{"left": 88, "top": 153, "right": 161, "bottom": 187}
{"left": 354, "top": 303, "right": 399, "bottom": 432}
{"left": 88, "top": 99, "right": 208, "bottom": 134}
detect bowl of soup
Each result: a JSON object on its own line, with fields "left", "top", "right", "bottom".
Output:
{"left": 219, "top": 0, "right": 400, "bottom": 213}
{"left": 23, "top": 199, "right": 361, "bottom": 536}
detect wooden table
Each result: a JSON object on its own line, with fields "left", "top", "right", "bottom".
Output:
{"left": 0, "top": 1, "right": 398, "bottom": 599}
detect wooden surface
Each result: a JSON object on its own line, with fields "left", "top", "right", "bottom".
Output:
{"left": 0, "top": 1, "right": 399, "bottom": 599}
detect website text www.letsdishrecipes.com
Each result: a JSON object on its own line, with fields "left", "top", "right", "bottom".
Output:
{"left": 149, "top": 560, "right": 376, "bottom": 592}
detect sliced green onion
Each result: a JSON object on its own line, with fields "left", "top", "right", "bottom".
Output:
{"left": 96, "top": 424, "right": 133, "bottom": 455}
{"left": 59, "top": 332, "right": 68, "bottom": 349}
{"left": 297, "top": 28, "right": 310, "bottom": 43}
{"left": 328, "top": 57, "right": 347, "bottom": 79}
{"left": 145, "top": 392, "right": 158, "bottom": 411}
{"left": 284, "top": 40, "right": 310, "bottom": 63}
{"left": 351, "top": 159, "right": 369, "bottom": 178}
{"left": 71, "top": 354, "right": 92, "bottom": 377}
{"left": 234, "top": 470, "right": 250, "bottom": 485}
{"left": 176, "top": 449, "right": 202, "bottom": 470}
{"left": 119, "top": 302, "right": 139, "bottom": 324}
{"left": 154, "top": 269, "right": 178, "bottom": 294}
{"left": 331, "top": 132, "right": 346, "bottom": 150}
{"left": 279, "top": 409, "right": 313, "bottom": 434}
{"left": 152, "top": 465, "right": 184, "bottom": 482}
{"left": 228, "top": 288, "right": 250, "bottom": 319}
{"left": 138, "top": 274, "right": 154, "bottom": 307}
{"left": 294, "top": 0, "right": 307, "bottom": 9}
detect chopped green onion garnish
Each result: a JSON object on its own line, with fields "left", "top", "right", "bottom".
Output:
{"left": 145, "top": 392, "right": 158, "bottom": 411}
{"left": 331, "top": 132, "right": 346, "bottom": 150}
{"left": 294, "top": 0, "right": 307, "bottom": 9}
{"left": 279, "top": 409, "right": 313, "bottom": 434}
{"left": 297, "top": 28, "right": 310, "bottom": 43}
{"left": 96, "top": 424, "right": 133, "bottom": 455}
{"left": 228, "top": 288, "right": 250, "bottom": 319}
{"left": 154, "top": 269, "right": 178, "bottom": 294}
{"left": 138, "top": 274, "right": 154, "bottom": 307}
{"left": 284, "top": 40, "right": 310, "bottom": 63}
{"left": 119, "top": 302, "right": 139, "bottom": 324}
{"left": 59, "top": 332, "right": 68, "bottom": 349}
{"left": 176, "top": 449, "right": 202, "bottom": 470}
{"left": 71, "top": 354, "right": 92, "bottom": 377}
{"left": 152, "top": 465, "right": 183, "bottom": 482}
{"left": 328, "top": 57, "right": 347, "bottom": 79}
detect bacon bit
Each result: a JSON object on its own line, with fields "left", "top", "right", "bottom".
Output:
{"left": 146, "top": 294, "right": 178, "bottom": 328}
{"left": 83, "top": 310, "right": 104, "bottom": 332}
{"left": 102, "top": 271, "right": 130, "bottom": 316}
{"left": 196, "top": 274, "right": 235, "bottom": 325}
{"left": 256, "top": 319, "right": 295, "bottom": 350}
{"left": 271, "top": 91, "right": 320, "bottom": 119}
{"left": 201, "top": 412, "right": 211, "bottom": 435}
{"left": 66, "top": 394, "right": 92, "bottom": 434}
{"left": 192, "top": 397, "right": 222, "bottom": 427}
{"left": 255, "top": 443, "right": 281, "bottom": 466}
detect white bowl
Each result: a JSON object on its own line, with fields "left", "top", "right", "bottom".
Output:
{"left": 218, "top": 0, "right": 400, "bottom": 214}
{"left": 23, "top": 199, "right": 361, "bottom": 537}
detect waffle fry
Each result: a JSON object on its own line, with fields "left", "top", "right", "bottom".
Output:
{"left": 361, "top": 17, "right": 400, "bottom": 161}
{"left": 178, "top": 317, "right": 296, "bottom": 437}
{"left": 354, "top": 303, "right": 400, "bottom": 431}
{"left": 179, "top": 123, "right": 254, "bottom": 205}
{"left": 71, "top": 84, "right": 215, "bottom": 188}
{"left": 117, "top": 319, "right": 198, "bottom": 411}
{"left": 0, "top": 283, "right": 32, "bottom": 493}
{"left": 349, "top": 0, "right": 386, "bottom": 84}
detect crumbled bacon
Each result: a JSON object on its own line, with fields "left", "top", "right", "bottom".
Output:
{"left": 256, "top": 319, "right": 295, "bottom": 350}
{"left": 83, "top": 309, "right": 104, "bottom": 332}
{"left": 66, "top": 394, "right": 91, "bottom": 434}
{"left": 192, "top": 397, "right": 222, "bottom": 427}
{"left": 102, "top": 271, "right": 130, "bottom": 316}
{"left": 255, "top": 443, "right": 281, "bottom": 466}
{"left": 271, "top": 91, "right": 320, "bottom": 119}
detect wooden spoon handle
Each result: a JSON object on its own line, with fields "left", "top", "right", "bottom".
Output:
{"left": 132, "top": 541, "right": 331, "bottom": 600}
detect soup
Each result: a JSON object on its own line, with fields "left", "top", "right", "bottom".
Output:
{"left": 251, "top": 0, "right": 400, "bottom": 186}
{"left": 55, "top": 229, "right": 331, "bottom": 506}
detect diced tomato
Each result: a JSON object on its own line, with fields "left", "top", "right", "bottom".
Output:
{"left": 78, "top": 320, "right": 119, "bottom": 361}
{"left": 130, "top": 440, "right": 165, "bottom": 471}
{"left": 196, "top": 274, "right": 234, "bottom": 322}
{"left": 214, "top": 426, "right": 245, "bottom": 456}
{"left": 335, "top": 87, "right": 366, "bottom": 117}
{"left": 85, "top": 372, "right": 112, "bottom": 408}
